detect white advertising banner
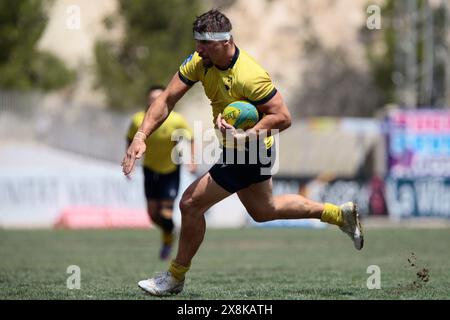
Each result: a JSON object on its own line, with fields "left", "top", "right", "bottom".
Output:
{"left": 0, "top": 166, "right": 146, "bottom": 228}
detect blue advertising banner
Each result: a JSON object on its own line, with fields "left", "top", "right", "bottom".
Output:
{"left": 386, "top": 177, "right": 450, "bottom": 218}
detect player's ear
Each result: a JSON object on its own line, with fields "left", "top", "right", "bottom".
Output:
{"left": 224, "top": 36, "right": 233, "bottom": 46}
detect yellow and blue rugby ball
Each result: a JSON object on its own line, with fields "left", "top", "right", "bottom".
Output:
{"left": 222, "top": 101, "right": 259, "bottom": 131}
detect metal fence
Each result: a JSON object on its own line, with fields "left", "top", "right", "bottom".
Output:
{"left": 0, "top": 90, "right": 130, "bottom": 164}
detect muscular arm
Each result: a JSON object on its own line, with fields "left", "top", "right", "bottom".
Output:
{"left": 139, "top": 73, "right": 191, "bottom": 137}
{"left": 121, "top": 73, "right": 191, "bottom": 176}
{"left": 251, "top": 91, "right": 291, "bottom": 135}
{"left": 217, "top": 91, "right": 291, "bottom": 142}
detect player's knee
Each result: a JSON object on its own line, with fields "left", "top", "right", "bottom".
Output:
{"left": 179, "top": 192, "right": 201, "bottom": 215}
{"left": 160, "top": 203, "right": 174, "bottom": 219}
{"left": 147, "top": 204, "right": 160, "bottom": 221}
{"left": 148, "top": 209, "right": 159, "bottom": 221}
{"left": 246, "top": 205, "right": 275, "bottom": 223}
{"left": 249, "top": 212, "right": 270, "bottom": 223}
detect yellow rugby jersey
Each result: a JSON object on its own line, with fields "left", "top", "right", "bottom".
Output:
{"left": 127, "top": 111, "right": 193, "bottom": 174}
{"left": 178, "top": 47, "right": 276, "bottom": 148}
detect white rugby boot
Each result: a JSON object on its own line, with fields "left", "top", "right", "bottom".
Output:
{"left": 138, "top": 271, "right": 184, "bottom": 296}
{"left": 339, "top": 202, "right": 364, "bottom": 250}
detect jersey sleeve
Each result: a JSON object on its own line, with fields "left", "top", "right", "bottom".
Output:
{"left": 178, "top": 52, "right": 201, "bottom": 86}
{"left": 243, "top": 68, "right": 277, "bottom": 105}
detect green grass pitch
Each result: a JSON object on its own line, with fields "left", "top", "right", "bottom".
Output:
{"left": 1, "top": 227, "right": 449, "bottom": 299}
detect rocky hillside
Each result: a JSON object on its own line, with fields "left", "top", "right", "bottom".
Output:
{"left": 37, "top": 0, "right": 382, "bottom": 114}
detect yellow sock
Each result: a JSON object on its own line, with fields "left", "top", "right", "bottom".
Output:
{"left": 162, "top": 232, "right": 174, "bottom": 246}
{"left": 168, "top": 260, "right": 190, "bottom": 281}
{"left": 320, "top": 203, "right": 343, "bottom": 226}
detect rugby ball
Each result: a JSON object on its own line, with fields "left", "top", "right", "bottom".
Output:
{"left": 222, "top": 101, "right": 259, "bottom": 130}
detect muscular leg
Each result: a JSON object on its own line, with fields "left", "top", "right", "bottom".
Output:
{"left": 147, "top": 199, "right": 174, "bottom": 259}
{"left": 175, "top": 173, "right": 231, "bottom": 266}
{"left": 160, "top": 200, "right": 175, "bottom": 219}
{"left": 237, "top": 178, "right": 324, "bottom": 222}
{"left": 146, "top": 199, "right": 174, "bottom": 233}
{"left": 159, "top": 200, "right": 175, "bottom": 233}
{"left": 156, "top": 200, "right": 175, "bottom": 260}
{"left": 237, "top": 178, "right": 363, "bottom": 251}
{"left": 147, "top": 200, "right": 162, "bottom": 227}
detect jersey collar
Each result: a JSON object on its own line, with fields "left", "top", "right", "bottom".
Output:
{"left": 215, "top": 46, "right": 240, "bottom": 71}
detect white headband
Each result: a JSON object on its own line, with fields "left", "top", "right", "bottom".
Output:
{"left": 194, "top": 31, "right": 231, "bottom": 41}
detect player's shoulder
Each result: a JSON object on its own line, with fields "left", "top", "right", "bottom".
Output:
{"left": 236, "top": 48, "right": 270, "bottom": 79}
{"left": 181, "top": 51, "right": 202, "bottom": 67}
{"left": 238, "top": 49, "right": 266, "bottom": 70}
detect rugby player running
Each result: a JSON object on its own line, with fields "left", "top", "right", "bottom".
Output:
{"left": 121, "top": 9, "right": 364, "bottom": 296}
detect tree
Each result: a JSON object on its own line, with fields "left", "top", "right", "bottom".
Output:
{"left": 0, "top": 0, "right": 75, "bottom": 91}
{"left": 291, "top": 10, "right": 383, "bottom": 117}
{"left": 361, "top": 0, "right": 450, "bottom": 108}
{"left": 292, "top": 38, "right": 383, "bottom": 118}
{"left": 94, "top": 0, "right": 201, "bottom": 111}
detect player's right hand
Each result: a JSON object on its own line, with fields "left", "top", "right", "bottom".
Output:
{"left": 121, "top": 139, "right": 146, "bottom": 177}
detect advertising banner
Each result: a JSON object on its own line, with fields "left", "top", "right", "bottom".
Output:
{"left": 386, "top": 177, "right": 450, "bottom": 219}
{"left": 387, "top": 110, "right": 450, "bottom": 177}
